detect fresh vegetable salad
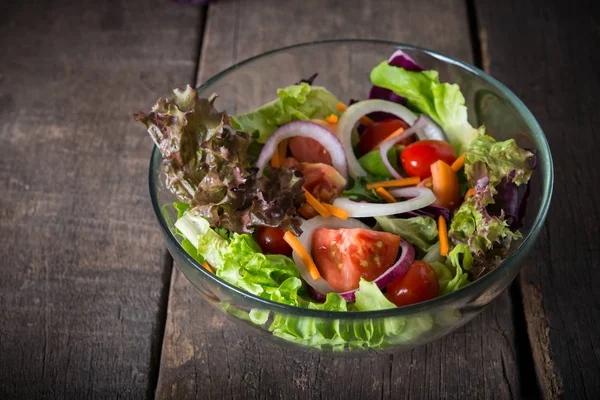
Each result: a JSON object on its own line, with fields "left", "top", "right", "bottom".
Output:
{"left": 136, "top": 50, "right": 535, "bottom": 324}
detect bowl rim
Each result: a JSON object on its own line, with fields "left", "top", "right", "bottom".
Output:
{"left": 149, "top": 38, "right": 554, "bottom": 318}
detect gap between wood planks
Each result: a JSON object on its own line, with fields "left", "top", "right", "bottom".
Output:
{"left": 465, "top": 0, "right": 541, "bottom": 397}
{"left": 147, "top": 5, "right": 210, "bottom": 397}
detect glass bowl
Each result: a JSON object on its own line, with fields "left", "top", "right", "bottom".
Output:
{"left": 149, "top": 39, "right": 553, "bottom": 353}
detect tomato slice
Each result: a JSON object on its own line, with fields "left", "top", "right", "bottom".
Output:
{"left": 359, "top": 119, "right": 410, "bottom": 155}
{"left": 385, "top": 260, "right": 439, "bottom": 307}
{"left": 312, "top": 228, "right": 401, "bottom": 292}
{"left": 289, "top": 120, "right": 336, "bottom": 164}
{"left": 297, "top": 163, "right": 346, "bottom": 218}
{"left": 400, "top": 140, "right": 457, "bottom": 179}
{"left": 430, "top": 160, "right": 461, "bottom": 209}
{"left": 256, "top": 227, "right": 292, "bottom": 256}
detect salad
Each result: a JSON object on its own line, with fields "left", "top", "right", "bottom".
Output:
{"left": 135, "top": 50, "right": 535, "bottom": 348}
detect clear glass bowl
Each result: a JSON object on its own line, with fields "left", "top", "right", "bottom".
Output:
{"left": 149, "top": 40, "right": 553, "bottom": 353}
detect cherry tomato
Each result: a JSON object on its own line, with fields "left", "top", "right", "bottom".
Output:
{"left": 256, "top": 227, "right": 292, "bottom": 256}
{"left": 359, "top": 119, "right": 410, "bottom": 155}
{"left": 385, "top": 261, "right": 439, "bottom": 307}
{"left": 430, "top": 160, "right": 461, "bottom": 209}
{"left": 400, "top": 140, "right": 457, "bottom": 179}
{"left": 297, "top": 163, "right": 346, "bottom": 219}
{"left": 312, "top": 228, "right": 401, "bottom": 292}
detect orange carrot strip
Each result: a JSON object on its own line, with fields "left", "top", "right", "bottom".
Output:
{"left": 270, "top": 144, "right": 281, "bottom": 168}
{"left": 283, "top": 231, "right": 321, "bottom": 280}
{"left": 335, "top": 102, "right": 374, "bottom": 126}
{"left": 325, "top": 114, "right": 339, "bottom": 124}
{"left": 438, "top": 216, "right": 449, "bottom": 256}
{"left": 366, "top": 177, "right": 421, "bottom": 190}
{"left": 201, "top": 261, "right": 214, "bottom": 273}
{"left": 302, "top": 187, "right": 332, "bottom": 217}
{"left": 336, "top": 102, "right": 348, "bottom": 112}
{"left": 322, "top": 203, "right": 349, "bottom": 220}
{"left": 464, "top": 188, "right": 476, "bottom": 200}
{"left": 278, "top": 139, "right": 288, "bottom": 162}
{"left": 375, "top": 187, "right": 397, "bottom": 203}
{"left": 373, "top": 127, "right": 405, "bottom": 150}
{"left": 451, "top": 153, "right": 466, "bottom": 172}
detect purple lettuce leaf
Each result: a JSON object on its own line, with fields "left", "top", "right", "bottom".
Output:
{"left": 368, "top": 50, "right": 424, "bottom": 121}
{"left": 134, "top": 85, "right": 305, "bottom": 234}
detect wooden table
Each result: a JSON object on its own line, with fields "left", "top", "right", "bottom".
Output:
{"left": 1, "top": 0, "right": 597, "bottom": 398}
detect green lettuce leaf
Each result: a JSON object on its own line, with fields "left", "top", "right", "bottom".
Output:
{"left": 429, "top": 261, "right": 453, "bottom": 292}
{"left": 231, "top": 83, "right": 340, "bottom": 143}
{"left": 375, "top": 216, "right": 438, "bottom": 251}
{"left": 449, "top": 196, "right": 520, "bottom": 257}
{"left": 443, "top": 244, "right": 472, "bottom": 294}
{"left": 354, "top": 279, "right": 397, "bottom": 311}
{"left": 465, "top": 135, "right": 535, "bottom": 186}
{"left": 370, "top": 62, "right": 478, "bottom": 154}
{"left": 341, "top": 176, "right": 385, "bottom": 203}
{"left": 135, "top": 85, "right": 305, "bottom": 234}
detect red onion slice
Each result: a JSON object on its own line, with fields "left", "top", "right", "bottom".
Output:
{"left": 337, "top": 100, "right": 418, "bottom": 177}
{"left": 378, "top": 116, "right": 428, "bottom": 178}
{"left": 414, "top": 114, "right": 446, "bottom": 141}
{"left": 292, "top": 216, "right": 368, "bottom": 295}
{"left": 333, "top": 187, "right": 436, "bottom": 218}
{"left": 256, "top": 121, "right": 348, "bottom": 179}
{"left": 312, "top": 239, "right": 415, "bottom": 302}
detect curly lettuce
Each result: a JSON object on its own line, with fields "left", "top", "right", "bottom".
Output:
{"left": 465, "top": 135, "right": 535, "bottom": 187}
{"left": 231, "top": 83, "right": 341, "bottom": 143}
{"left": 135, "top": 85, "right": 305, "bottom": 234}
{"left": 370, "top": 62, "right": 478, "bottom": 154}
{"left": 449, "top": 188, "right": 520, "bottom": 278}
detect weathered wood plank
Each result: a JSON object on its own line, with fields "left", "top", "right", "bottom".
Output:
{"left": 475, "top": 0, "right": 600, "bottom": 398}
{"left": 156, "top": 1, "right": 523, "bottom": 399}
{"left": 0, "top": 1, "right": 202, "bottom": 398}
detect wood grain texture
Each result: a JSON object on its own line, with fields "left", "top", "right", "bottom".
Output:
{"left": 0, "top": 0, "right": 202, "bottom": 398}
{"left": 156, "top": 1, "right": 522, "bottom": 398}
{"left": 475, "top": 0, "right": 600, "bottom": 398}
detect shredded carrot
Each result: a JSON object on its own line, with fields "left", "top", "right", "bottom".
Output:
{"left": 451, "top": 153, "right": 466, "bottom": 172}
{"left": 335, "top": 102, "right": 374, "bottom": 126}
{"left": 270, "top": 145, "right": 281, "bottom": 168}
{"left": 438, "top": 216, "right": 449, "bottom": 257}
{"left": 283, "top": 231, "right": 321, "bottom": 280}
{"left": 325, "top": 114, "right": 339, "bottom": 124}
{"left": 373, "top": 127, "right": 405, "bottom": 150}
{"left": 322, "top": 203, "right": 349, "bottom": 220}
{"left": 278, "top": 139, "right": 288, "bottom": 162}
{"left": 201, "top": 261, "right": 214, "bottom": 273}
{"left": 366, "top": 177, "right": 421, "bottom": 190}
{"left": 464, "top": 188, "right": 475, "bottom": 200}
{"left": 375, "top": 187, "right": 397, "bottom": 203}
{"left": 302, "top": 187, "right": 332, "bottom": 218}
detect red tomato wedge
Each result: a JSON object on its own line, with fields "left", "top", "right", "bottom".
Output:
{"left": 400, "top": 140, "right": 457, "bottom": 179}
{"left": 289, "top": 120, "right": 337, "bottom": 165}
{"left": 430, "top": 160, "right": 461, "bottom": 209}
{"left": 311, "top": 228, "right": 401, "bottom": 292}
{"left": 297, "top": 163, "right": 346, "bottom": 219}
{"left": 359, "top": 118, "right": 410, "bottom": 155}
{"left": 385, "top": 260, "right": 439, "bottom": 307}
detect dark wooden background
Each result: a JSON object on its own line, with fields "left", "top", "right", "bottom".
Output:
{"left": 0, "top": 0, "right": 598, "bottom": 399}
